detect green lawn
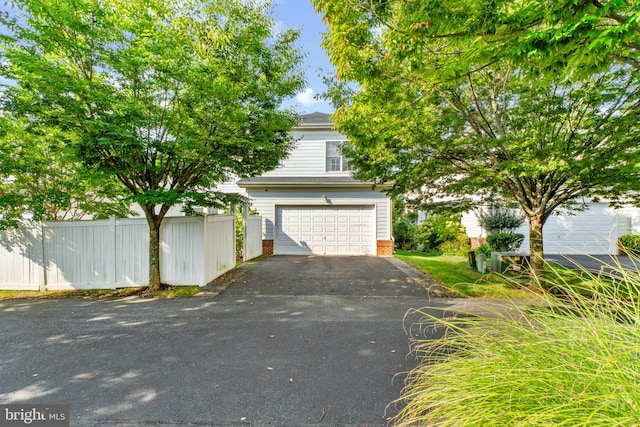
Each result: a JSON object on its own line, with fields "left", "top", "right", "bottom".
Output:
{"left": 394, "top": 250, "right": 535, "bottom": 298}
{"left": 395, "top": 250, "right": 625, "bottom": 298}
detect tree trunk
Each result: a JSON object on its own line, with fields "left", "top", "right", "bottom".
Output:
{"left": 527, "top": 214, "right": 546, "bottom": 287}
{"left": 141, "top": 205, "right": 164, "bottom": 292}
{"left": 148, "top": 220, "right": 162, "bottom": 291}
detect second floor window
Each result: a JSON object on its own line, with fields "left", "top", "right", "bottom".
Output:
{"left": 326, "top": 140, "right": 353, "bottom": 172}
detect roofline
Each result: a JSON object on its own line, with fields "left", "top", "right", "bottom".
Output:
{"left": 295, "top": 121, "right": 333, "bottom": 130}
{"left": 237, "top": 181, "right": 392, "bottom": 190}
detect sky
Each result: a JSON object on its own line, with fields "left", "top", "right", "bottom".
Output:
{"left": 272, "top": 0, "right": 335, "bottom": 114}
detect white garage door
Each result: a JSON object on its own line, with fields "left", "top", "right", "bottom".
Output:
{"left": 542, "top": 205, "right": 618, "bottom": 255}
{"left": 275, "top": 206, "right": 375, "bottom": 255}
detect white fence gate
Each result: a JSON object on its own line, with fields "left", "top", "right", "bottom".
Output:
{"left": 0, "top": 215, "right": 236, "bottom": 291}
{"left": 244, "top": 215, "right": 263, "bottom": 261}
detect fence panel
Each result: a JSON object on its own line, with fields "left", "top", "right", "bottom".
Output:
{"left": 0, "top": 215, "right": 238, "bottom": 290}
{"left": 204, "top": 215, "right": 235, "bottom": 284}
{"left": 43, "top": 220, "right": 117, "bottom": 290}
{"left": 115, "top": 218, "right": 149, "bottom": 287}
{"left": 0, "top": 223, "right": 44, "bottom": 290}
{"left": 161, "top": 217, "right": 205, "bottom": 286}
{"left": 244, "top": 216, "right": 263, "bottom": 261}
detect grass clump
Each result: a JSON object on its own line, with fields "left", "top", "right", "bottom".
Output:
{"left": 392, "top": 262, "right": 640, "bottom": 426}
{"left": 0, "top": 285, "right": 201, "bottom": 300}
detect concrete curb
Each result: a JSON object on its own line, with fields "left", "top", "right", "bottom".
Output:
{"left": 384, "top": 256, "right": 457, "bottom": 298}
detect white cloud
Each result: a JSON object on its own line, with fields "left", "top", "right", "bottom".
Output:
{"left": 295, "top": 88, "right": 322, "bottom": 106}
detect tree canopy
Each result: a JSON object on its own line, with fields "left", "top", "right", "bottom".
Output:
{"left": 313, "top": 0, "right": 640, "bottom": 281}
{"left": 315, "top": 0, "right": 640, "bottom": 81}
{"left": 1, "top": 0, "right": 305, "bottom": 289}
{"left": 0, "top": 115, "right": 130, "bottom": 228}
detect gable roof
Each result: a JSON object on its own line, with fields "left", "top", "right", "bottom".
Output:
{"left": 297, "top": 112, "right": 332, "bottom": 129}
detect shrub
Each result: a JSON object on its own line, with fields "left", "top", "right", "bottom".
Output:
{"left": 414, "top": 214, "right": 469, "bottom": 254}
{"left": 439, "top": 234, "right": 471, "bottom": 256}
{"left": 478, "top": 206, "right": 524, "bottom": 234}
{"left": 619, "top": 234, "right": 640, "bottom": 256}
{"left": 393, "top": 263, "right": 640, "bottom": 426}
{"left": 475, "top": 243, "right": 492, "bottom": 256}
{"left": 487, "top": 232, "right": 524, "bottom": 252}
{"left": 393, "top": 220, "right": 415, "bottom": 249}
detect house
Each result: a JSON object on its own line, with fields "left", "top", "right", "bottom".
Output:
{"left": 461, "top": 203, "right": 640, "bottom": 255}
{"left": 222, "top": 112, "right": 393, "bottom": 256}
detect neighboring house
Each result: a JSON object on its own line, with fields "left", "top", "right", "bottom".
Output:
{"left": 220, "top": 112, "right": 393, "bottom": 256}
{"left": 461, "top": 203, "right": 640, "bottom": 255}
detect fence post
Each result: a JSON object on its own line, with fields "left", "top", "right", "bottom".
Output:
{"left": 203, "top": 213, "right": 209, "bottom": 283}
{"left": 232, "top": 205, "right": 237, "bottom": 264}
{"left": 39, "top": 220, "right": 47, "bottom": 292}
{"left": 112, "top": 217, "right": 117, "bottom": 287}
{"left": 243, "top": 205, "right": 248, "bottom": 263}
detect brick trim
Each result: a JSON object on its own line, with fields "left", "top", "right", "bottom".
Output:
{"left": 376, "top": 240, "right": 394, "bottom": 256}
{"left": 469, "top": 237, "right": 487, "bottom": 249}
{"left": 262, "top": 239, "right": 274, "bottom": 255}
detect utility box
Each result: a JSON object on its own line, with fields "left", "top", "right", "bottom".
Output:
{"left": 477, "top": 253, "right": 487, "bottom": 274}
{"left": 468, "top": 250, "right": 477, "bottom": 269}
{"left": 490, "top": 252, "right": 529, "bottom": 273}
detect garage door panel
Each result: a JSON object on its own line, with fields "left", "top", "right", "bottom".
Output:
{"left": 276, "top": 206, "right": 375, "bottom": 255}
{"left": 325, "top": 244, "right": 337, "bottom": 253}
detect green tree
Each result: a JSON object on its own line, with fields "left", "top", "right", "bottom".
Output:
{"left": 314, "top": 0, "right": 639, "bottom": 80}
{"left": 0, "top": 115, "right": 130, "bottom": 228}
{"left": 353, "top": 67, "right": 639, "bottom": 281}
{"left": 313, "top": 1, "right": 640, "bottom": 283}
{"left": 1, "top": 0, "right": 305, "bottom": 290}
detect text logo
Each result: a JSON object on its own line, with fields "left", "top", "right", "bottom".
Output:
{"left": 0, "top": 405, "right": 69, "bottom": 426}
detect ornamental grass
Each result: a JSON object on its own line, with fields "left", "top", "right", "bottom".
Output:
{"left": 392, "top": 258, "right": 640, "bottom": 426}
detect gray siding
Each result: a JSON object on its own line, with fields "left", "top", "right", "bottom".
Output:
{"left": 264, "top": 137, "right": 352, "bottom": 177}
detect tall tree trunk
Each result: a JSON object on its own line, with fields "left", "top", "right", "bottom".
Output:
{"left": 142, "top": 205, "right": 163, "bottom": 292}
{"left": 148, "top": 219, "right": 162, "bottom": 291}
{"left": 527, "top": 214, "right": 546, "bottom": 288}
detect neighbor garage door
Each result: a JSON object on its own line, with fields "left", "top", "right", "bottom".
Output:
{"left": 275, "top": 206, "right": 375, "bottom": 255}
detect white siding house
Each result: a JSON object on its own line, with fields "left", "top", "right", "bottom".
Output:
{"left": 462, "top": 202, "right": 640, "bottom": 255}
{"left": 222, "top": 112, "right": 393, "bottom": 256}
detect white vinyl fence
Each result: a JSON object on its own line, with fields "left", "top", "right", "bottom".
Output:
{"left": 0, "top": 215, "right": 237, "bottom": 291}
{"left": 244, "top": 215, "right": 263, "bottom": 262}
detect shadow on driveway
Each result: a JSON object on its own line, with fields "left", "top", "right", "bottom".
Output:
{"left": 0, "top": 255, "right": 456, "bottom": 427}
{"left": 217, "top": 255, "right": 440, "bottom": 297}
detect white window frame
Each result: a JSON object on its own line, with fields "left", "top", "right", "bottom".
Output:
{"left": 325, "top": 140, "right": 354, "bottom": 172}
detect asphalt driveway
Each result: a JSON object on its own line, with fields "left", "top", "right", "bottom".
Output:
{"left": 0, "top": 256, "right": 454, "bottom": 427}
{"left": 545, "top": 254, "right": 639, "bottom": 275}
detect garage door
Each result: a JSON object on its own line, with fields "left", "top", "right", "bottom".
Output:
{"left": 275, "top": 206, "right": 375, "bottom": 255}
{"left": 542, "top": 205, "right": 618, "bottom": 255}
